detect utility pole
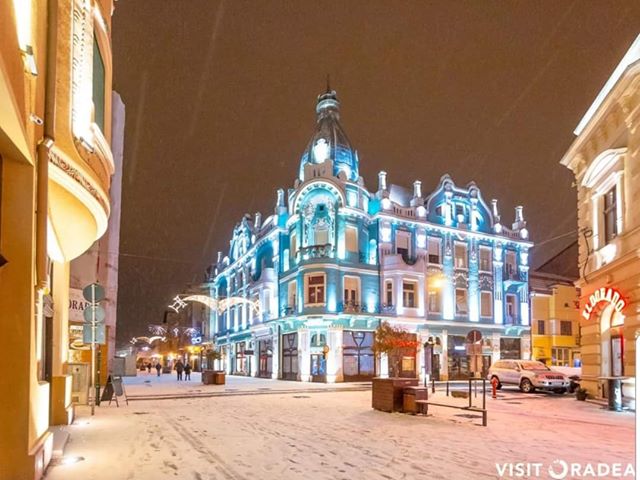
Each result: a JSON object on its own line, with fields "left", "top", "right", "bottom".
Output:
{"left": 83, "top": 283, "right": 105, "bottom": 416}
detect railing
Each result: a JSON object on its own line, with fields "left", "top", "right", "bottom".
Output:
{"left": 299, "top": 244, "right": 334, "bottom": 260}
{"left": 342, "top": 301, "right": 362, "bottom": 313}
{"left": 381, "top": 304, "right": 395, "bottom": 314}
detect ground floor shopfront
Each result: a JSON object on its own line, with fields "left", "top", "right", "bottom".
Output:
{"left": 578, "top": 265, "right": 639, "bottom": 410}
{"left": 212, "top": 317, "right": 531, "bottom": 382}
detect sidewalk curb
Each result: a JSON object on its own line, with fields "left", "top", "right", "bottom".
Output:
{"left": 125, "top": 385, "right": 372, "bottom": 401}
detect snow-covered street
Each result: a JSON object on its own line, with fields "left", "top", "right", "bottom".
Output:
{"left": 45, "top": 375, "right": 635, "bottom": 480}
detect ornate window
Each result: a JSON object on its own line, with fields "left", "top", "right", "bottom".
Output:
{"left": 455, "top": 288, "right": 468, "bottom": 315}
{"left": 385, "top": 280, "right": 393, "bottom": 306}
{"left": 345, "top": 225, "right": 358, "bottom": 253}
{"left": 480, "top": 291, "right": 492, "bottom": 317}
{"left": 428, "top": 288, "right": 441, "bottom": 313}
{"left": 306, "top": 274, "right": 325, "bottom": 305}
{"left": 603, "top": 186, "right": 617, "bottom": 244}
{"left": 402, "top": 281, "right": 416, "bottom": 308}
{"left": 396, "top": 230, "right": 411, "bottom": 260}
{"left": 454, "top": 243, "right": 467, "bottom": 269}
{"left": 343, "top": 276, "right": 359, "bottom": 308}
{"left": 428, "top": 237, "right": 441, "bottom": 264}
{"left": 479, "top": 247, "right": 492, "bottom": 272}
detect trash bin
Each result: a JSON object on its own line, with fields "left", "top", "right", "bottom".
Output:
{"left": 607, "top": 378, "right": 623, "bottom": 412}
{"left": 403, "top": 386, "right": 428, "bottom": 414}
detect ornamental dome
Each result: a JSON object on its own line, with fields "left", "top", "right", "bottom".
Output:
{"left": 299, "top": 88, "right": 359, "bottom": 182}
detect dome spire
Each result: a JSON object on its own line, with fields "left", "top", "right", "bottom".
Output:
{"left": 299, "top": 83, "right": 359, "bottom": 182}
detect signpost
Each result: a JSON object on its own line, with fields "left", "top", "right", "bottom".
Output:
{"left": 83, "top": 283, "right": 105, "bottom": 416}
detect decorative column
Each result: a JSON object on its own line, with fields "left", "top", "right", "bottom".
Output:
{"left": 298, "top": 328, "right": 311, "bottom": 382}
{"left": 492, "top": 332, "right": 501, "bottom": 363}
{"left": 493, "top": 244, "right": 504, "bottom": 324}
{"left": 271, "top": 328, "right": 280, "bottom": 380}
{"left": 441, "top": 330, "right": 449, "bottom": 381}
{"left": 326, "top": 326, "right": 343, "bottom": 383}
{"left": 468, "top": 239, "right": 479, "bottom": 322}
{"left": 442, "top": 234, "right": 454, "bottom": 320}
{"left": 417, "top": 330, "right": 429, "bottom": 383}
{"left": 379, "top": 353, "right": 389, "bottom": 378}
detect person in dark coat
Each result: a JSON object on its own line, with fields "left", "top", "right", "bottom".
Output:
{"left": 184, "top": 363, "right": 192, "bottom": 381}
{"left": 175, "top": 360, "right": 184, "bottom": 381}
{"left": 155, "top": 362, "right": 162, "bottom": 376}
{"left": 146, "top": 363, "right": 152, "bottom": 374}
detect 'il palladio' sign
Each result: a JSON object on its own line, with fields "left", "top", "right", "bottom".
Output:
{"left": 582, "top": 287, "right": 626, "bottom": 320}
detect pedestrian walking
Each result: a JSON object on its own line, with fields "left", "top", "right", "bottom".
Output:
{"left": 146, "top": 363, "right": 152, "bottom": 374}
{"left": 155, "top": 362, "right": 162, "bottom": 377}
{"left": 184, "top": 363, "right": 192, "bottom": 381}
{"left": 175, "top": 360, "right": 184, "bottom": 381}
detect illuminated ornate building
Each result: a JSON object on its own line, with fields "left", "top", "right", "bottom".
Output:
{"left": 0, "top": 1, "right": 120, "bottom": 478}
{"left": 207, "top": 88, "right": 532, "bottom": 383}
{"left": 560, "top": 35, "right": 640, "bottom": 408}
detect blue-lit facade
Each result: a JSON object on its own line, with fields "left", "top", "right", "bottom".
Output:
{"left": 207, "top": 89, "right": 532, "bottom": 382}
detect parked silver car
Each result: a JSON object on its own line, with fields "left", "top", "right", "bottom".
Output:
{"left": 488, "top": 360, "right": 571, "bottom": 393}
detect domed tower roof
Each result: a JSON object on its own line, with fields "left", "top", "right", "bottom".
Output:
{"left": 299, "top": 87, "right": 359, "bottom": 182}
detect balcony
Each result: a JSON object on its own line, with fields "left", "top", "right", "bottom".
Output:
{"left": 380, "top": 304, "right": 396, "bottom": 315}
{"left": 299, "top": 244, "right": 334, "bottom": 261}
{"left": 503, "top": 268, "right": 526, "bottom": 287}
{"left": 341, "top": 301, "right": 362, "bottom": 314}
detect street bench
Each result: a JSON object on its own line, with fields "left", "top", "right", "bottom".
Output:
{"left": 415, "top": 400, "right": 487, "bottom": 427}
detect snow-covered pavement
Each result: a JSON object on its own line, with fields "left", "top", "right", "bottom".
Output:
{"left": 45, "top": 376, "right": 635, "bottom": 480}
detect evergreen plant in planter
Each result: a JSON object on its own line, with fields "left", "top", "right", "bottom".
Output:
{"left": 576, "top": 387, "right": 588, "bottom": 401}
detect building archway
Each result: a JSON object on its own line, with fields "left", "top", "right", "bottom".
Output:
{"left": 599, "top": 303, "right": 625, "bottom": 377}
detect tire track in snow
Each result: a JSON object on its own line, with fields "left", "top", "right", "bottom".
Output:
{"left": 164, "top": 416, "right": 244, "bottom": 480}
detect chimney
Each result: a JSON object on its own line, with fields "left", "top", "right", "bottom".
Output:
{"left": 254, "top": 212, "right": 262, "bottom": 230}
{"left": 515, "top": 206, "right": 524, "bottom": 223}
{"left": 275, "top": 188, "right": 286, "bottom": 215}
{"left": 413, "top": 180, "right": 422, "bottom": 198}
{"left": 378, "top": 171, "right": 387, "bottom": 192}
{"left": 491, "top": 199, "right": 500, "bottom": 221}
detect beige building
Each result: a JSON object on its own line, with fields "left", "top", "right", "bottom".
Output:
{"left": 0, "top": 1, "right": 119, "bottom": 478}
{"left": 560, "top": 35, "right": 640, "bottom": 409}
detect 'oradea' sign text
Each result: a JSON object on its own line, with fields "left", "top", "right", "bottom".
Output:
{"left": 582, "top": 287, "right": 626, "bottom": 320}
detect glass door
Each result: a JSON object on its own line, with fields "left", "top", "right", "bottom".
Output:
{"left": 310, "top": 354, "right": 326, "bottom": 383}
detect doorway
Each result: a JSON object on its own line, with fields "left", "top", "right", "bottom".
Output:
{"left": 310, "top": 354, "right": 326, "bottom": 383}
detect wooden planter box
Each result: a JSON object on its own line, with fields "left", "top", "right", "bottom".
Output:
{"left": 202, "top": 370, "right": 216, "bottom": 385}
{"left": 372, "top": 377, "right": 419, "bottom": 412}
{"left": 403, "top": 386, "right": 429, "bottom": 414}
{"left": 213, "top": 371, "right": 226, "bottom": 385}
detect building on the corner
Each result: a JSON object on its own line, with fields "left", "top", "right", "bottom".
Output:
{"left": 0, "top": 1, "right": 120, "bottom": 478}
{"left": 560, "top": 34, "right": 640, "bottom": 409}
{"left": 206, "top": 88, "right": 533, "bottom": 383}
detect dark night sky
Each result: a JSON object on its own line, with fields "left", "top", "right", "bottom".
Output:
{"left": 112, "top": 1, "right": 640, "bottom": 347}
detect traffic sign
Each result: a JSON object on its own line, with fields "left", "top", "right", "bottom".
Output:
{"left": 83, "top": 305, "right": 106, "bottom": 323}
{"left": 83, "top": 283, "right": 105, "bottom": 303}
{"left": 83, "top": 323, "right": 106, "bottom": 344}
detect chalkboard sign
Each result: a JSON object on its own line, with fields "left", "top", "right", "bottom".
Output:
{"left": 100, "top": 374, "right": 128, "bottom": 406}
{"left": 100, "top": 379, "right": 114, "bottom": 402}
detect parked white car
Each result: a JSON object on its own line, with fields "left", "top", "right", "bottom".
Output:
{"left": 488, "top": 360, "right": 571, "bottom": 393}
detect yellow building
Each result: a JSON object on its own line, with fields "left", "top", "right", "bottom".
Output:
{"left": 560, "top": 35, "right": 640, "bottom": 409}
{"left": 0, "top": 1, "right": 117, "bottom": 478}
{"left": 530, "top": 272, "right": 581, "bottom": 367}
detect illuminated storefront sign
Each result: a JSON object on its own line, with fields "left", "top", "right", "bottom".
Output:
{"left": 582, "top": 287, "right": 626, "bottom": 320}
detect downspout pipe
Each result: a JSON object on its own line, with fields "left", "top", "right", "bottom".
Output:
{"left": 35, "top": 0, "right": 58, "bottom": 290}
